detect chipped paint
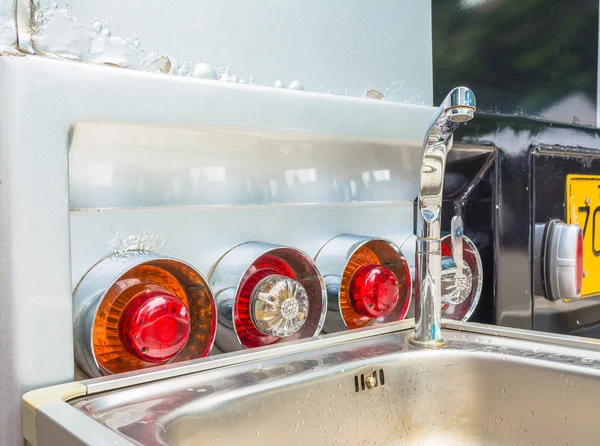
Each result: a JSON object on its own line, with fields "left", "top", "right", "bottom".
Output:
{"left": 18, "top": 0, "right": 432, "bottom": 102}
{"left": 0, "top": 2, "right": 17, "bottom": 51}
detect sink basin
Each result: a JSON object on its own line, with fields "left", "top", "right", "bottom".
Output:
{"left": 24, "top": 320, "right": 600, "bottom": 445}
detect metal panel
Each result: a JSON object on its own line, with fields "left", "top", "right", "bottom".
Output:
{"left": 37, "top": 403, "right": 134, "bottom": 446}
{"left": 0, "top": 55, "right": 436, "bottom": 445}
{"left": 69, "top": 123, "right": 423, "bottom": 209}
{"left": 68, "top": 323, "right": 600, "bottom": 445}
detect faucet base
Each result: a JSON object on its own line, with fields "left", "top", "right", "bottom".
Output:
{"left": 406, "top": 335, "right": 447, "bottom": 349}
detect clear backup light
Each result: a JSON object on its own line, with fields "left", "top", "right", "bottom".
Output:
{"left": 314, "top": 235, "right": 411, "bottom": 333}
{"left": 73, "top": 254, "right": 216, "bottom": 376}
{"left": 440, "top": 234, "right": 483, "bottom": 321}
{"left": 208, "top": 242, "right": 327, "bottom": 352}
{"left": 251, "top": 275, "right": 309, "bottom": 336}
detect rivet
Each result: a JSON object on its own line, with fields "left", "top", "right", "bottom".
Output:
{"left": 365, "top": 375, "right": 376, "bottom": 389}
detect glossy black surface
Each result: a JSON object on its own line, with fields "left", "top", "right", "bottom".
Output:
{"left": 444, "top": 148, "right": 497, "bottom": 324}
{"left": 447, "top": 114, "right": 600, "bottom": 333}
{"left": 433, "top": 0, "right": 598, "bottom": 126}
{"left": 531, "top": 146, "right": 600, "bottom": 334}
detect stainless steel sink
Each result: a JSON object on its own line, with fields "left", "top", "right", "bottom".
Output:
{"left": 24, "top": 320, "right": 600, "bottom": 445}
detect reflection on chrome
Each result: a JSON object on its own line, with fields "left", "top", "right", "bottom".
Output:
{"left": 413, "top": 86, "right": 476, "bottom": 347}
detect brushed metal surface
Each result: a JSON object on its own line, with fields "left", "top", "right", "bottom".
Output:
{"left": 69, "top": 324, "right": 600, "bottom": 445}
{"left": 68, "top": 122, "right": 424, "bottom": 210}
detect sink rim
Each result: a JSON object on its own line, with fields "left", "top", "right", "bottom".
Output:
{"left": 23, "top": 319, "right": 600, "bottom": 446}
{"left": 79, "top": 319, "right": 600, "bottom": 395}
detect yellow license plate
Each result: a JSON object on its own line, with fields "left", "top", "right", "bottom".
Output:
{"left": 566, "top": 174, "right": 600, "bottom": 297}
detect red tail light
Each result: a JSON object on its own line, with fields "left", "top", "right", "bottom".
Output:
{"left": 350, "top": 264, "right": 399, "bottom": 318}
{"left": 576, "top": 227, "right": 584, "bottom": 296}
{"left": 119, "top": 287, "right": 191, "bottom": 363}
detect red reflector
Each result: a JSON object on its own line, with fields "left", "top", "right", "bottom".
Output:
{"left": 441, "top": 243, "right": 452, "bottom": 257}
{"left": 119, "top": 288, "right": 190, "bottom": 363}
{"left": 349, "top": 264, "right": 399, "bottom": 318}
{"left": 576, "top": 228, "right": 583, "bottom": 296}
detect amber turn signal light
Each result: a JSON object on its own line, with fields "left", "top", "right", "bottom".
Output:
{"left": 74, "top": 253, "right": 216, "bottom": 376}
{"left": 315, "top": 235, "right": 411, "bottom": 333}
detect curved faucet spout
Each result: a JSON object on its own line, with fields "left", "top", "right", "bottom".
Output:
{"left": 412, "top": 86, "right": 476, "bottom": 347}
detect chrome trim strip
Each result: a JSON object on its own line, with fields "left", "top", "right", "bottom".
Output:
{"left": 82, "top": 318, "right": 600, "bottom": 395}
{"left": 83, "top": 319, "right": 416, "bottom": 394}
{"left": 442, "top": 319, "right": 600, "bottom": 350}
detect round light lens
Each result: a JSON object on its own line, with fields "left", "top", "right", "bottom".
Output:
{"left": 251, "top": 275, "right": 309, "bottom": 337}
{"left": 440, "top": 235, "right": 483, "bottom": 321}
{"left": 440, "top": 257, "right": 473, "bottom": 305}
{"left": 119, "top": 287, "right": 191, "bottom": 363}
{"left": 349, "top": 264, "right": 399, "bottom": 318}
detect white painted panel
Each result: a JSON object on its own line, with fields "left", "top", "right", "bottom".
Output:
{"left": 0, "top": 0, "right": 15, "bottom": 49}
{"left": 29, "top": 0, "right": 433, "bottom": 104}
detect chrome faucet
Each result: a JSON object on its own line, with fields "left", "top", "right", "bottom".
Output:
{"left": 412, "top": 86, "right": 476, "bottom": 347}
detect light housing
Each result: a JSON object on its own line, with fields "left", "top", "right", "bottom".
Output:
{"left": 538, "top": 220, "right": 584, "bottom": 300}
{"left": 314, "top": 235, "right": 411, "bottom": 333}
{"left": 73, "top": 253, "right": 216, "bottom": 377}
{"left": 208, "top": 242, "right": 327, "bottom": 351}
